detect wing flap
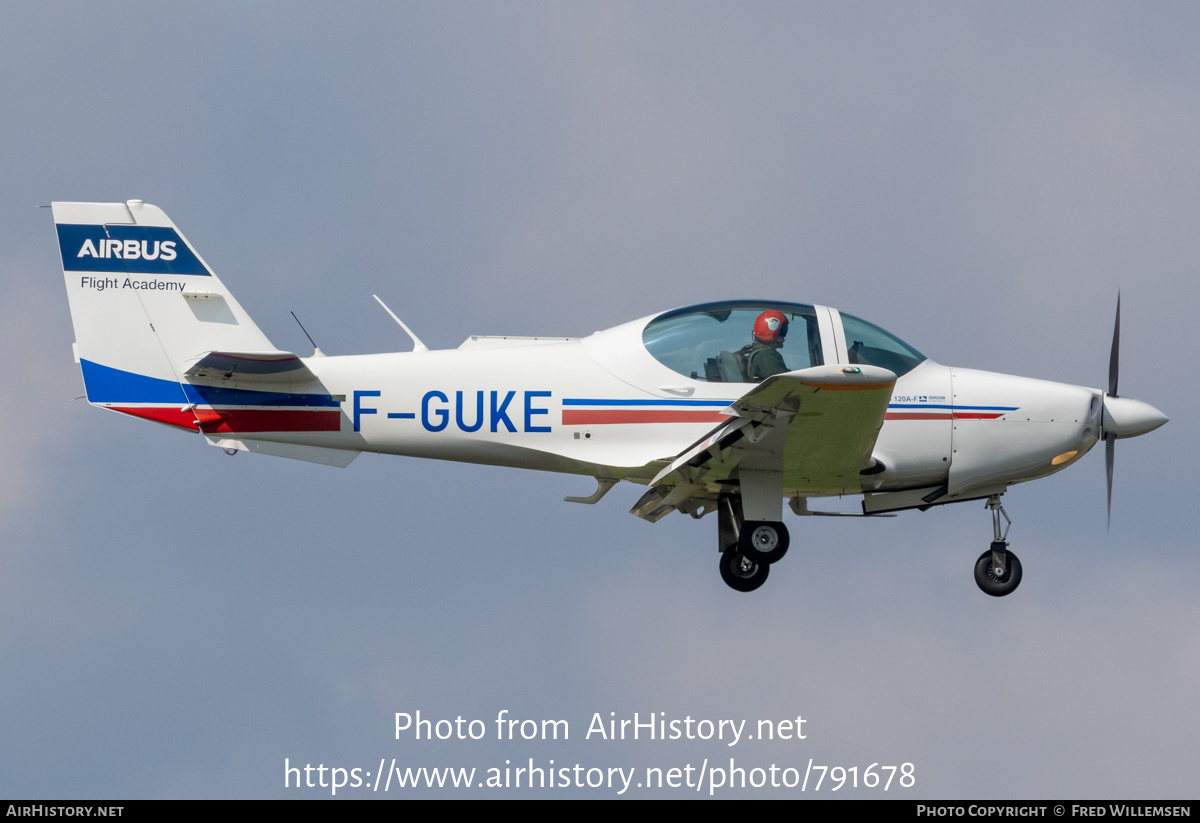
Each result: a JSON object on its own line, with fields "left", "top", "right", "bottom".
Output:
{"left": 650, "top": 416, "right": 750, "bottom": 486}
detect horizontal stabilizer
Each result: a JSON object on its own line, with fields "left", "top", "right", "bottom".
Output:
{"left": 184, "top": 350, "right": 315, "bottom": 383}
{"left": 206, "top": 436, "right": 359, "bottom": 467}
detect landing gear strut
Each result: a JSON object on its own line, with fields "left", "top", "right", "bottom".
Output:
{"left": 717, "top": 496, "right": 789, "bottom": 592}
{"left": 974, "top": 495, "right": 1022, "bottom": 597}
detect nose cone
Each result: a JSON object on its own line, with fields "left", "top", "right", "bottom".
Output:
{"left": 1102, "top": 395, "right": 1169, "bottom": 439}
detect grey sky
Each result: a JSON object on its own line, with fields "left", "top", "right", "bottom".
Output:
{"left": 0, "top": 2, "right": 1194, "bottom": 797}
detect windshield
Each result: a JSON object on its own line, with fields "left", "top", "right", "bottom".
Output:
{"left": 839, "top": 312, "right": 925, "bottom": 377}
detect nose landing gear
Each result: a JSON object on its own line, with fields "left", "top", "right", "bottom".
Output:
{"left": 975, "top": 496, "right": 1022, "bottom": 597}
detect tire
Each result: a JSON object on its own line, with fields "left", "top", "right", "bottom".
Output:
{"left": 720, "top": 551, "right": 770, "bottom": 593}
{"left": 738, "top": 520, "right": 790, "bottom": 565}
{"left": 974, "top": 544, "right": 1023, "bottom": 597}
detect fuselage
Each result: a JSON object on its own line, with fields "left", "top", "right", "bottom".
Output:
{"left": 191, "top": 302, "right": 1110, "bottom": 503}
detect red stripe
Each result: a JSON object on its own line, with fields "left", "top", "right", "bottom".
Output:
{"left": 112, "top": 407, "right": 342, "bottom": 433}
{"left": 563, "top": 409, "right": 727, "bottom": 425}
{"left": 885, "top": 412, "right": 1006, "bottom": 421}
{"left": 112, "top": 406, "right": 201, "bottom": 430}
{"left": 200, "top": 409, "right": 342, "bottom": 433}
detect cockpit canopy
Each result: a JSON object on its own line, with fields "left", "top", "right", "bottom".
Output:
{"left": 642, "top": 301, "right": 823, "bottom": 383}
{"left": 642, "top": 300, "right": 925, "bottom": 383}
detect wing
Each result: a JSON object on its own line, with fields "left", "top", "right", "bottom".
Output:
{"left": 631, "top": 364, "right": 896, "bottom": 522}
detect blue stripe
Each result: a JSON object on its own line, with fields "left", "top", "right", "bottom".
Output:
{"left": 81, "top": 359, "right": 187, "bottom": 404}
{"left": 887, "top": 403, "right": 1019, "bottom": 411}
{"left": 184, "top": 384, "right": 340, "bottom": 408}
{"left": 80, "top": 360, "right": 339, "bottom": 407}
{"left": 563, "top": 398, "right": 732, "bottom": 407}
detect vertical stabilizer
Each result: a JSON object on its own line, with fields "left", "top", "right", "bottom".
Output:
{"left": 52, "top": 200, "right": 281, "bottom": 428}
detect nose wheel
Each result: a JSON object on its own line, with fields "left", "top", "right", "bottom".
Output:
{"left": 975, "top": 496, "right": 1022, "bottom": 597}
{"left": 975, "top": 541, "right": 1023, "bottom": 596}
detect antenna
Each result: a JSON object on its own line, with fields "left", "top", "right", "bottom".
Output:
{"left": 373, "top": 295, "right": 429, "bottom": 353}
{"left": 290, "top": 311, "right": 325, "bottom": 357}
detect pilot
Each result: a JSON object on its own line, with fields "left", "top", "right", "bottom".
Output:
{"left": 740, "top": 310, "right": 789, "bottom": 381}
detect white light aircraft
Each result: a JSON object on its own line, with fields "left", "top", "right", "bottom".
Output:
{"left": 51, "top": 201, "right": 1168, "bottom": 594}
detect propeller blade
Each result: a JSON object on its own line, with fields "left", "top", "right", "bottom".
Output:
{"left": 1108, "top": 292, "right": 1120, "bottom": 398}
{"left": 1105, "top": 433, "right": 1115, "bottom": 529}
{"left": 1106, "top": 293, "right": 1120, "bottom": 529}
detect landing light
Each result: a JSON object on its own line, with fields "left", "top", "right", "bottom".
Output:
{"left": 1051, "top": 450, "right": 1078, "bottom": 466}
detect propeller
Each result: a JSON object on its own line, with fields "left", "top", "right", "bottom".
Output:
{"left": 1100, "top": 292, "right": 1168, "bottom": 527}
{"left": 1105, "top": 294, "right": 1119, "bottom": 528}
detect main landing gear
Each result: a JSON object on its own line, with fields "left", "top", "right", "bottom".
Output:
{"left": 741, "top": 520, "right": 790, "bottom": 565}
{"left": 720, "top": 549, "right": 770, "bottom": 593}
{"left": 717, "top": 497, "right": 789, "bottom": 593}
{"left": 974, "top": 495, "right": 1022, "bottom": 597}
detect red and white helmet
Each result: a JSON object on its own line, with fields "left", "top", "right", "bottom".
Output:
{"left": 753, "top": 310, "right": 789, "bottom": 345}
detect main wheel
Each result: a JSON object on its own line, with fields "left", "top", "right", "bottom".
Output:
{"left": 738, "top": 520, "right": 790, "bottom": 564}
{"left": 720, "top": 551, "right": 770, "bottom": 592}
{"left": 974, "top": 544, "right": 1023, "bottom": 597}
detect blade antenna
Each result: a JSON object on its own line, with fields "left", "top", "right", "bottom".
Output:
{"left": 373, "top": 295, "right": 429, "bottom": 353}
{"left": 291, "top": 311, "right": 325, "bottom": 357}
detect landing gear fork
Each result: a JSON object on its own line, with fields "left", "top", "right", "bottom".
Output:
{"left": 974, "top": 495, "right": 1022, "bottom": 597}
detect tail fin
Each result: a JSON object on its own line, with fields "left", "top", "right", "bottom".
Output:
{"left": 52, "top": 200, "right": 282, "bottom": 429}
